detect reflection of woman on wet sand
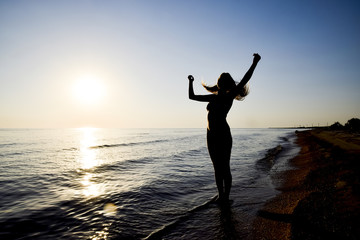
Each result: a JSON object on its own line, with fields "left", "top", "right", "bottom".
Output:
{"left": 188, "top": 53, "right": 261, "bottom": 203}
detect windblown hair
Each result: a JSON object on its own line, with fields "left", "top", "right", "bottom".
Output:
{"left": 202, "top": 72, "right": 249, "bottom": 101}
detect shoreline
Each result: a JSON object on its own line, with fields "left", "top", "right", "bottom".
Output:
{"left": 252, "top": 129, "right": 360, "bottom": 239}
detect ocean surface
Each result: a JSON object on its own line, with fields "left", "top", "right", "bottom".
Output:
{"left": 0, "top": 128, "right": 300, "bottom": 240}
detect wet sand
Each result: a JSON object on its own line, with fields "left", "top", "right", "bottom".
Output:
{"left": 252, "top": 129, "right": 360, "bottom": 240}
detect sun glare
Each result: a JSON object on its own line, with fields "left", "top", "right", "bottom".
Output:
{"left": 72, "top": 75, "right": 106, "bottom": 105}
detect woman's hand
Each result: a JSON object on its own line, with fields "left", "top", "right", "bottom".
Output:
{"left": 253, "top": 53, "right": 261, "bottom": 63}
{"left": 188, "top": 75, "right": 194, "bottom": 82}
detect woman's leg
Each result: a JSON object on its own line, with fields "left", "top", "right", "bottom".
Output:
{"left": 212, "top": 160, "right": 231, "bottom": 201}
{"left": 222, "top": 135, "right": 232, "bottom": 201}
{"left": 223, "top": 161, "right": 232, "bottom": 200}
{"left": 212, "top": 161, "right": 225, "bottom": 200}
{"left": 209, "top": 151, "right": 232, "bottom": 201}
{"left": 207, "top": 130, "right": 232, "bottom": 201}
{"left": 208, "top": 131, "right": 224, "bottom": 199}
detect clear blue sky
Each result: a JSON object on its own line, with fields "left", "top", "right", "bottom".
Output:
{"left": 1, "top": 0, "right": 359, "bottom": 128}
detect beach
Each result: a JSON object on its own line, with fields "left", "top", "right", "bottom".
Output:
{"left": 253, "top": 129, "right": 360, "bottom": 240}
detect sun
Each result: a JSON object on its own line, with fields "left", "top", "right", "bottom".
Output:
{"left": 72, "top": 75, "right": 106, "bottom": 105}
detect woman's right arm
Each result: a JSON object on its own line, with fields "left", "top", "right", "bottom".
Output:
{"left": 188, "top": 75, "right": 214, "bottom": 102}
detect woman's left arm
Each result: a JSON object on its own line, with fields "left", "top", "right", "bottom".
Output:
{"left": 236, "top": 53, "right": 261, "bottom": 90}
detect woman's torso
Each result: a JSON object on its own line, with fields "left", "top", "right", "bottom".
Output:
{"left": 207, "top": 94, "right": 233, "bottom": 133}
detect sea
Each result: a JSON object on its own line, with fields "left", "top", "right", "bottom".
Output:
{"left": 0, "top": 128, "right": 300, "bottom": 240}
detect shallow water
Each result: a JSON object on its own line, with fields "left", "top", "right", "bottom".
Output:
{"left": 0, "top": 128, "right": 299, "bottom": 239}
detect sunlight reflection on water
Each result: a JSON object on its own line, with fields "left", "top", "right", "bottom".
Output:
{"left": 77, "top": 128, "right": 103, "bottom": 198}
{"left": 77, "top": 128, "right": 114, "bottom": 239}
{"left": 79, "top": 128, "right": 100, "bottom": 169}
{"left": 81, "top": 173, "right": 101, "bottom": 197}
{"left": 90, "top": 224, "right": 111, "bottom": 240}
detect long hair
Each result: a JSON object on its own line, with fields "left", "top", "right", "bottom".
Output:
{"left": 202, "top": 72, "right": 249, "bottom": 101}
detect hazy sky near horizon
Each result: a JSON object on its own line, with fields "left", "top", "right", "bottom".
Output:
{"left": 1, "top": 0, "right": 359, "bottom": 128}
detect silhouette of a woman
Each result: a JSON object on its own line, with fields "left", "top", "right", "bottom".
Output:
{"left": 188, "top": 53, "right": 261, "bottom": 203}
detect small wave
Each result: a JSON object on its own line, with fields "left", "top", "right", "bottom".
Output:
{"left": 89, "top": 139, "right": 166, "bottom": 149}
{"left": 256, "top": 145, "right": 283, "bottom": 172}
{"left": 144, "top": 195, "right": 218, "bottom": 240}
{"left": 0, "top": 152, "right": 24, "bottom": 158}
{"left": 172, "top": 147, "right": 206, "bottom": 160}
{"left": 69, "top": 156, "right": 158, "bottom": 176}
{"left": 0, "top": 143, "right": 17, "bottom": 148}
{"left": 0, "top": 149, "right": 44, "bottom": 158}
{"left": 280, "top": 136, "right": 289, "bottom": 142}
{"left": 62, "top": 147, "right": 78, "bottom": 151}
{"left": 89, "top": 143, "right": 131, "bottom": 149}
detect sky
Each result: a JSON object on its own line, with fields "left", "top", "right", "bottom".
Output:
{"left": 1, "top": 0, "right": 359, "bottom": 128}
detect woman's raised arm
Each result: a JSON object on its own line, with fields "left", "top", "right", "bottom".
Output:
{"left": 188, "top": 75, "right": 214, "bottom": 102}
{"left": 236, "top": 54, "right": 261, "bottom": 90}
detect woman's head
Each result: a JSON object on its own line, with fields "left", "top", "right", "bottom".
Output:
{"left": 217, "top": 73, "right": 236, "bottom": 91}
{"left": 202, "top": 72, "right": 249, "bottom": 100}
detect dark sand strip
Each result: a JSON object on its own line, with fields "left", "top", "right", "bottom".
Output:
{"left": 252, "top": 129, "right": 360, "bottom": 240}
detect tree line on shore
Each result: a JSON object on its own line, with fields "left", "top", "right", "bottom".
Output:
{"left": 329, "top": 118, "right": 360, "bottom": 132}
